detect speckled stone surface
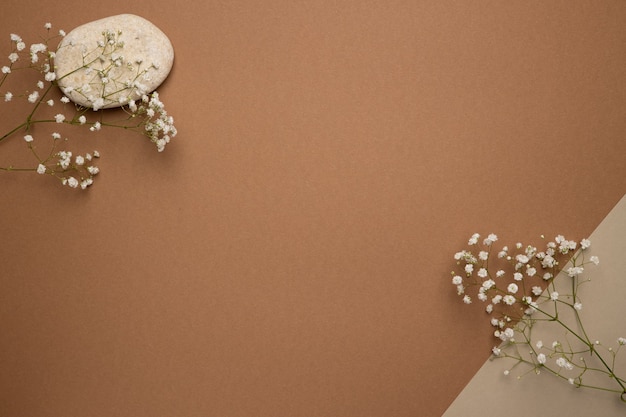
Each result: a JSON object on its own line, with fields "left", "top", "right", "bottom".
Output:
{"left": 54, "top": 14, "right": 174, "bottom": 109}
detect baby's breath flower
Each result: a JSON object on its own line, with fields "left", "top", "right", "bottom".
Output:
{"left": 27, "top": 91, "right": 39, "bottom": 103}
{"left": 4, "top": 92, "right": 12, "bottom": 101}
{"left": 468, "top": 233, "right": 480, "bottom": 245}
{"left": 54, "top": 114, "right": 65, "bottom": 123}
{"left": 23, "top": 134, "right": 33, "bottom": 142}
{"left": 567, "top": 266, "right": 584, "bottom": 277}
{"left": 1, "top": 66, "right": 10, "bottom": 74}
{"left": 463, "top": 295, "right": 472, "bottom": 304}
{"left": 507, "top": 283, "right": 519, "bottom": 294}
{"left": 590, "top": 256, "right": 599, "bottom": 265}
{"left": 37, "top": 164, "right": 46, "bottom": 174}
{"left": 574, "top": 302, "right": 582, "bottom": 311}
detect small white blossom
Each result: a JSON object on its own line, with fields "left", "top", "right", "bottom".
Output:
{"left": 4, "top": 92, "right": 12, "bottom": 101}
{"left": 580, "top": 239, "right": 591, "bottom": 250}
{"left": 66, "top": 176, "right": 79, "bottom": 188}
{"left": 54, "top": 114, "right": 65, "bottom": 123}
{"left": 1, "top": 66, "right": 10, "bottom": 74}
{"left": 537, "top": 353, "right": 546, "bottom": 365}
{"left": 550, "top": 291, "right": 559, "bottom": 301}
{"left": 468, "top": 233, "right": 480, "bottom": 245}
{"left": 567, "top": 266, "right": 584, "bottom": 277}
{"left": 463, "top": 295, "right": 472, "bottom": 304}
{"left": 513, "top": 272, "right": 523, "bottom": 281}
{"left": 75, "top": 155, "right": 85, "bottom": 166}
{"left": 507, "top": 283, "right": 519, "bottom": 294}
{"left": 477, "top": 268, "right": 488, "bottom": 278}
{"left": 23, "top": 134, "right": 33, "bottom": 142}
{"left": 47, "top": 99, "right": 54, "bottom": 106}
{"left": 590, "top": 256, "right": 599, "bottom": 265}
{"left": 503, "top": 295, "right": 516, "bottom": 306}
{"left": 451, "top": 275, "right": 463, "bottom": 285}
{"left": 60, "top": 96, "right": 71, "bottom": 103}
{"left": 574, "top": 302, "right": 583, "bottom": 311}
{"left": 532, "top": 286, "right": 543, "bottom": 296}
{"left": 28, "top": 91, "right": 39, "bottom": 103}
{"left": 37, "top": 164, "right": 46, "bottom": 174}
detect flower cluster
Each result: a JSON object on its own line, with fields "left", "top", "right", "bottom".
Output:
{"left": 0, "top": 22, "right": 176, "bottom": 189}
{"left": 451, "top": 233, "right": 625, "bottom": 402}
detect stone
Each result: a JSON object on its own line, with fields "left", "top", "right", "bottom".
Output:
{"left": 54, "top": 14, "right": 174, "bottom": 109}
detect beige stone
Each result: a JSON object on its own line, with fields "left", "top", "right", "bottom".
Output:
{"left": 54, "top": 14, "right": 174, "bottom": 109}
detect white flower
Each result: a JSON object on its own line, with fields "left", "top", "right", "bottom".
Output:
{"left": 90, "top": 121, "right": 101, "bottom": 132}
{"left": 618, "top": 337, "right": 626, "bottom": 345}
{"left": 78, "top": 115, "right": 87, "bottom": 125}
{"left": 4, "top": 92, "right": 12, "bottom": 101}
{"left": 526, "top": 266, "right": 537, "bottom": 277}
{"left": 36, "top": 164, "right": 46, "bottom": 174}
{"left": 93, "top": 150, "right": 100, "bottom": 158}
{"left": 590, "top": 256, "right": 599, "bottom": 265}
{"left": 492, "top": 295, "right": 502, "bottom": 304}
{"left": 496, "top": 270, "right": 505, "bottom": 278}
{"left": 87, "top": 165, "right": 100, "bottom": 175}
{"left": 537, "top": 353, "right": 546, "bottom": 365}
{"left": 60, "top": 96, "right": 70, "bottom": 103}
{"left": 556, "top": 357, "right": 573, "bottom": 370}
{"left": 23, "top": 134, "right": 33, "bottom": 142}
{"left": 80, "top": 178, "right": 93, "bottom": 189}
{"left": 463, "top": 295, "right": 472, "bottom": 304}
{"left": 51, "top": 132, "right": 61, "bottom": 139}
{"left": 468, "top": 233, "right": 480, "bottom": 245}
{"left": 580, "top": 239, "right": 591, "bottom": 249}
{"left": 46, "top": 99, "right": 54, "bottom": 106}
{"left": 54, "top": 114, "right": 65, "bottom": 123}
{"left": 44, "top": 71, "right": 56, "bottom": 82}
{"left": 536, "top": 340, "right": 543, "bottom": 349}
{"left": 28, "top": 91, "right": 39, "bottom": 103}
{"left": 478, "top": 251, "right": 489, "bottom": 261}
{"left": 464, "top": 264, "right": 474, "bottom": 275}
{"left": 1, "top": 66, "right": 10, "bottom": 74}
{"left": 75, "top": 155, "right": 85, "bottom": 166}
{"left": 59, "top": 29, "right": 66, "bottom": 37}
{"left": 513, "top": 272, "right": 523, "bottom": 281}
{"left": 492, "top": 347, "right": 501, "bottom": 356}
{"left": 44, "top": 22, "right": 52, "bottom": 30}
{"left": 574, "top": 302, "right": 583, "bottom": 311}
{"left": 507, "top": 283, "right": 519, "bottom": 294}
{"left": 36, "top": 80, "right": 44, "bottom": 89}
{"left": 550, "top": 291, "right": 559, "bottom": 301}
{"left": 543, "top": 272, "right": 553, "bottom": 281}
{"left": 515, "top": 254, "right": 529, "bottom": 264}
{"left": 532, "top": 286, "right": 543, "bottom": 296}
{"left": 16, "top": 41, "right": 25, "bottom": 51}
{"left": 483, "top": 233, "right": 498, "bottom": 245}
{"left": 66, "top": 176, "right": 79, "bottom": 188}
{"left": 477, "top": 292, "right": 488, "bottom": 302}
{"left": 485, "top": 304, "right": 493, "bottom": 313}
{"left": 451, "top": 275, "right": 463, "bottom": 285}
{"left": 477, "top": 268, "right": 488, "bottom": 278}
{"left": 503, "top": 295, "right": 516, "bottom": 305}
{"left": 567, "top": 266, "right": 584, "bottom": 277}
{"left": 482, "top": 279, "right": 495, "bottom": 290}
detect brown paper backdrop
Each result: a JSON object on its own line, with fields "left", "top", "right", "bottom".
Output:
{"left": 2, "top": 1, "right": 626, "bottom": 416}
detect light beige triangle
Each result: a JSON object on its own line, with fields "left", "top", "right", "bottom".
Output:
{"left": 443, "top": 194, "right": 626, "bottom": 416}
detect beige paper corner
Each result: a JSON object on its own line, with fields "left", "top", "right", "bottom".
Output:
{"left": 443, "top": 194, "right": 626, "bottom": 416}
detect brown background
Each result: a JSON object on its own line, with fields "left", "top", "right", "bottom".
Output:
{"left": 1, "top": 1, "right": 626, "bottom": 416}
